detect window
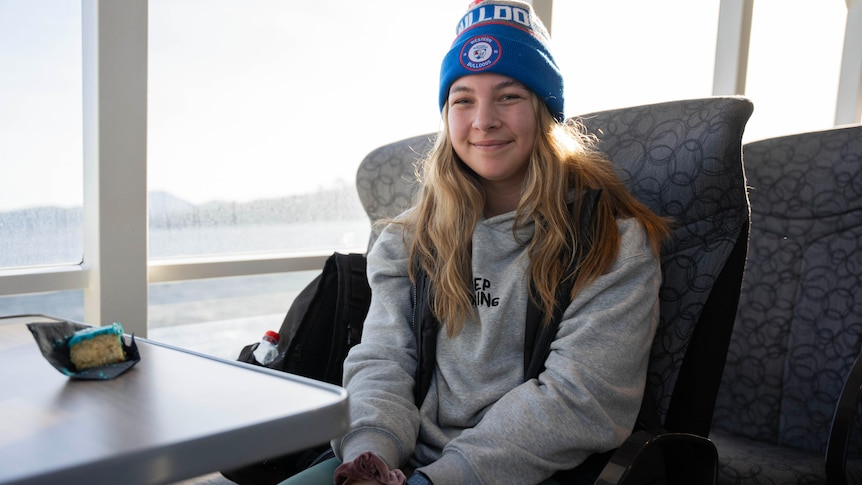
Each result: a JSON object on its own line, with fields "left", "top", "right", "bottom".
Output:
{"left": 0, "top": 290, "right": 83, "bottom": 321}
{"left": 551, "top": 0, "right": 720, "bottom": 117}
{"left": 147, "top": 0, "right": 469, "bottom": 259}
{"left": 148, "top": 271, "right": 318, "bottom": 360}
{"left": 0, "top": 1, "right": 83, "bottom": 269}
{"left": 742, "top": 0, "right": 846, "bottom": 142}
{"left": 2, "top": 0, "right": 859, "bottom": 359}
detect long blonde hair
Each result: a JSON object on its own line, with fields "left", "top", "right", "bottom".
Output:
{"left": 396, "top": 95, "right": 670, "bottom": 337}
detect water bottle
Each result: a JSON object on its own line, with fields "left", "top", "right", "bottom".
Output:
{"left": 253, "top": 330, "right": 280, "bottom": 365}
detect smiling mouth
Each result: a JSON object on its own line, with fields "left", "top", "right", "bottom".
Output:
{"left": 472, "top": 140, "right": 510, "bottom": 148}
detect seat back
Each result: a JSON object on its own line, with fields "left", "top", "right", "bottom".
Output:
{"left": 355, "top": 96, "right": 754, "bottom": 437}
{"left": 575, "top": 97, "right": 752, "bottom": 435}
{"left": 356, "top": 134, "right": 434, "bottom": 250}
{"left": 712, "top": 124, "right": 862, "bottom": 454}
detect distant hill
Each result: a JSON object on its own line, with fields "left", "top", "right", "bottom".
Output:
{"left": 149, "top": 191, "right": 197, "bottom": 217}
{"left": 0, "top": 205, "right": 82, "bottom": 232}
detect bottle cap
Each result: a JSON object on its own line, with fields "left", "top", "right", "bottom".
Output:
{"left": 263, "top": 330, "right": 280, "bottom": 342}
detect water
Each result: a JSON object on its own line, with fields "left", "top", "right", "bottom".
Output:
{"left": 1, "top": 220, "right": 370, "bottom": 266}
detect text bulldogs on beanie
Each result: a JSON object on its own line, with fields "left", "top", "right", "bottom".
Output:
{"left": 439, "top": 0, "right": 564, "bottom": 121}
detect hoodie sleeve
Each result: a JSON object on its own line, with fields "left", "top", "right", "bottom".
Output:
{"left": 331, "top": 222, "right": 422, "bottom": 470}
{"left": 417, "top": 218, "right": 661, "bottom": 485}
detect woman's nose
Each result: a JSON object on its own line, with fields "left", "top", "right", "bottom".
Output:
{"left": 472, "top": 101, "right": 500, "bottom": 131}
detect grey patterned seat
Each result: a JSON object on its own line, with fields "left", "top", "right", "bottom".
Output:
{"left": 710, "top": 124, "right": 862, "bottom": 485}
{"left": 355, "top": 96, "right": 754, "bottom": 484}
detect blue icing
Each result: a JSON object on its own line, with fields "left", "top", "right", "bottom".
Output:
{"left": 68, "top": 322, "right": 124, "bottom": 346}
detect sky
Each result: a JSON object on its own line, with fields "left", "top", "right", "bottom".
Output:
{"left": 0, "top": 0, "right": 849, "bottom": 212}
{"left": 0, "top": 0, "right": 465, "bottom": 211}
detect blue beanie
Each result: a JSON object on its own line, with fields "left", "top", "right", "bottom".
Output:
{"left": 439, "top": 0, "right": 564, "bottom": 121}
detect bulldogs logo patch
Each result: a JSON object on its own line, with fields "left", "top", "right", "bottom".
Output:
{"left": 460, "top": 35, "right": 501, "bottom": 71}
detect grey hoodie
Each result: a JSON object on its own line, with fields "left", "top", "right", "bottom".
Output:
{"left": 333, "top": 209, "right": 660, "bottom": 484}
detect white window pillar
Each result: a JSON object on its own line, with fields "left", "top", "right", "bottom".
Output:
{"left": 836, "top": 0, "right": 862, "bottom": 124}
{"left": 713, "top": 0, "right": 753, "bottom": 95}
{"left": 531, "top": 0, "right": 554, "bottom": 35}
{"left": 82, "top": 0, "right": 149, "bottom": 335}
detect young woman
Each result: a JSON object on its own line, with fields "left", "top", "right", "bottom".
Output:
{"left": 283, "top": 1, "right": 669, "bottom": 484}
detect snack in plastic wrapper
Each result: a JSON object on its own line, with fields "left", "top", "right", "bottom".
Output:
{"left": 26, "top": 320, "right": 140, "bottom": 380}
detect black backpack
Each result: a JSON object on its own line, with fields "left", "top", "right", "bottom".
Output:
{"left": 221, "top": 252, "right": 371, "bottom": 485}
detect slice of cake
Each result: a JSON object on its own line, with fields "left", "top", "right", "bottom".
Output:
{"left": 68, "top": 323, "right": 126, "bottom": 370}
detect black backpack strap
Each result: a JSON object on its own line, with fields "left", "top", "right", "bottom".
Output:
{"left": 524, "top": 189, "right": 602, "bottom": 380}
{"left": 338, "top": 253, "right": 371, "bottom": 347}
{"left": 412, "top": 264, "right": 437, "bottom": 405}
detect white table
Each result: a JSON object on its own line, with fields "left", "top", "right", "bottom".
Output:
{"left": 0, "top": 314, "right": 348, "bottom": 485}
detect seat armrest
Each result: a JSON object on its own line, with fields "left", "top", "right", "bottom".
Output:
{"left": 826, "top": 351, "right": 862, "bottom": 485}
{"left": 594, "top": 430, "right": 717, "bottom": 485}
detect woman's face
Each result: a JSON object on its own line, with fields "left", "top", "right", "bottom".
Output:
{"left": 446, "top": 73, "right": 537, "bottom": 192}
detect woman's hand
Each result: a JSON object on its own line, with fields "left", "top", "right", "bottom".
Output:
{"left": 334, "top": 452, "right": 406, "bottom": 485}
